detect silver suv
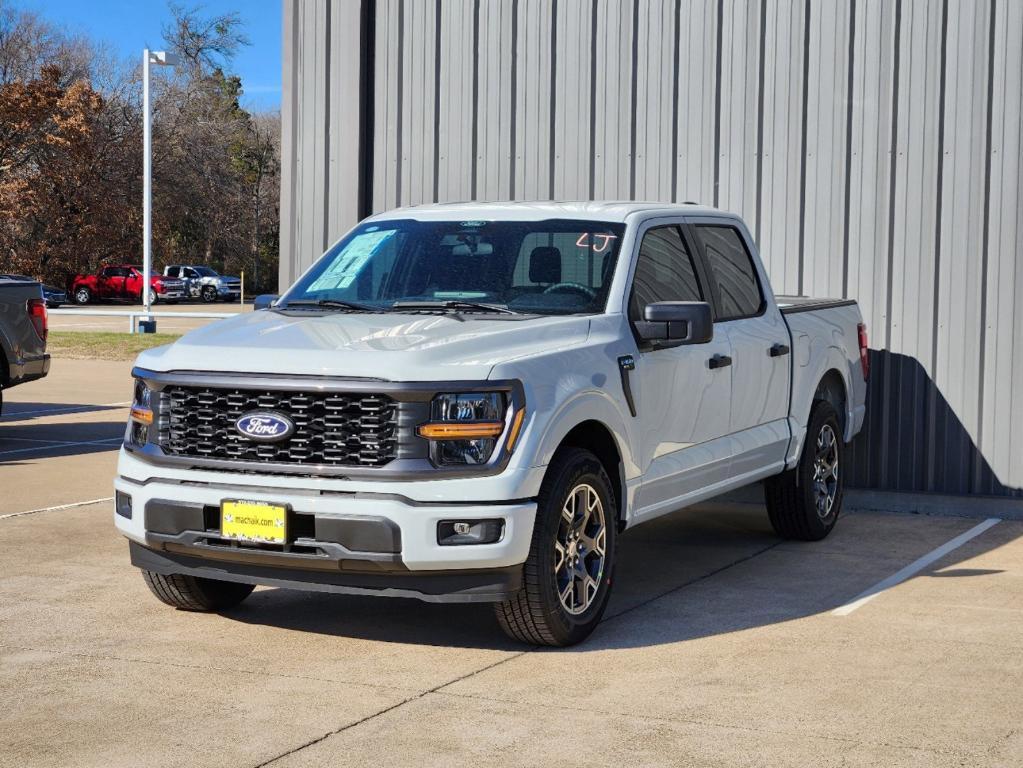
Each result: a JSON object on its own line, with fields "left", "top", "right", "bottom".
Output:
{"left": 163, "top": 265, "right": 241, "bottom": 303}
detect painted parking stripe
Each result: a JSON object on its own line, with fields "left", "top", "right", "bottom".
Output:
{"left": 0, "top": 497, "right": 115, "bottom": 521}
{"left": 0, "top": 437, "right": 123, "bottom": 458}
{"left": 832, "top": 518, "right": 1002, "bottom": 616}
{"left": 0, "top": 401, "right": 131, "bottom": 421}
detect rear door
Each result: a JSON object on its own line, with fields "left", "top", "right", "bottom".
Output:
{"left": 627, "top": 220, "right": 734, "bottom": 520}
{"left": 688, "top": 219, "right": 791, "bottom": 479}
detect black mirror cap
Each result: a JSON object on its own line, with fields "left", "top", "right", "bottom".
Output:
{"left": 636, "top": 301, "right": 713, "bottom": 348}
{"left": 253, "top": 294, "right": 279, "bottom": 310}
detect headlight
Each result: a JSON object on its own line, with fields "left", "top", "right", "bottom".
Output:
{"left": 127, "top": 379, "right": 154, "bottom": 447}
{"left": 418, "top": 392, "right": 507, "bottom": 466}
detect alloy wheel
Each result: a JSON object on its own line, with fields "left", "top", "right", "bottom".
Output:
{"left": 812, "top": 423, "right": 839, "bottom": 520}
{"left": 554, "top": 483, "right": 607, "bottom": 615}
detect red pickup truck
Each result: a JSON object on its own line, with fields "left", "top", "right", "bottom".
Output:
{"left": 70, "top": 265, "right": 186, "bottom": 305}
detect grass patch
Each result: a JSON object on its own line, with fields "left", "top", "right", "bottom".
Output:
{"left": 47, "top": 331, "right": 182, "bottom": 361}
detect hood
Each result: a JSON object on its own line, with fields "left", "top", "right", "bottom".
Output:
{"left": 136, "top": 310, "right": 592, "bottom": 381}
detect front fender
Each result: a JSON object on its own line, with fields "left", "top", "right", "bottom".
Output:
{"left": 531, "top": 389, "right": 635, "bottom": 473}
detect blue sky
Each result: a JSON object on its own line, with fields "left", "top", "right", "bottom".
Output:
{"left": 19, "top": 0, "right": 281, "bottom": 111}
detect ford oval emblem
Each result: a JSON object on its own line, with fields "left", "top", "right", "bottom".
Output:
{"left": 235, "top": 411, "right": 295, "bottom": 442}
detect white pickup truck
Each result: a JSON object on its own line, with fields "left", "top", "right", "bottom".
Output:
{"left": 115, "top": 202, "right": 867, "bottom": 646}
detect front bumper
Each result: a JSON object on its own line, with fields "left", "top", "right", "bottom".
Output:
{"left": 129, "top": 541, "right": 523, "bottom": 603}
{"left": 157, "top": 288, "right": 185, "bottom": 299}
{"left": 114, "top": 462, "right": 537, "bottom": 589}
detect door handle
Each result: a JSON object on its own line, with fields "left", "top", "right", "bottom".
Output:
{"left": 708, "top": 354, "right": 732, "bottom": 370}
{"left": 769, "top": 343, "right": 790, "bottom": 357}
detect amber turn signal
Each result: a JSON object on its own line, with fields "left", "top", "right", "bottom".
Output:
{"left": 417, "top": 421, "right": 504, "bottom": 440}
{"left": 130, "top": 406, "right": 154, "bottom": 425}
{"left": 505, "top": 409, "right": 525, "bottom": 452}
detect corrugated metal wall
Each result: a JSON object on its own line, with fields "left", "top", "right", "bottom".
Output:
{"left": 281, "top": 0, "right": 1023, "bottom": 498}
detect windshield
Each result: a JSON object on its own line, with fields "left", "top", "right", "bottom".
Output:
{"left": 280, "top": 218, "right": 627, "bottom": 315}
{"left": 193, "top": 266, "right": 218, "bottom": 277}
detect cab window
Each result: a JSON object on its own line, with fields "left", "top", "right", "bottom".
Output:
{"left": 628, "top": 225, "right": 703, "bottom": 321}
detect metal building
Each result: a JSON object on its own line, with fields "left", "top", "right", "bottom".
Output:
{"left": 280, "top": 0, "right": 1023, "bottom": 499}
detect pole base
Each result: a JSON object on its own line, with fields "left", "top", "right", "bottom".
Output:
{"left": 138, "top": 319, "right": 157, "bottom": 334}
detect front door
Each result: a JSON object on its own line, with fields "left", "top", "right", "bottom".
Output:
{"left": 628, "top": 221, "right": 734, "bottom": 521}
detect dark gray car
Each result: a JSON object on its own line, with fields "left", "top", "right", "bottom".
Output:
{"left": 0, "top": 277, "right": 50, "bottom": 414}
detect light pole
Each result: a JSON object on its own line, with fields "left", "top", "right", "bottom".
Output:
{"left": 142, "top": 49, "right": 178, "bottom": 330}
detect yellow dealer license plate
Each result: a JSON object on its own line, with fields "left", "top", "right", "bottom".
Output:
{"left": 220, "top": 500, "right": 287, "bottom": 544}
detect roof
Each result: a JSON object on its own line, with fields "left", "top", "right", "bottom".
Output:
{"left": 366, "top": 200, "right": 733, "bottom": 224}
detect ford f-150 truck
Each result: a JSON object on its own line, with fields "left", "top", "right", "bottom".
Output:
{"left": 115, "top": 202, "right": 867, "bottom": 646}
{"left": 70, "top": 265, "right": 185, "bottom": 305}
{"left": 0, "top": 276, "right": 49, "bottom": 413}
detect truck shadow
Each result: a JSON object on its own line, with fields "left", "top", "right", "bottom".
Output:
{"left": 224, "top": 502, "right": 1018, "bottom": 651}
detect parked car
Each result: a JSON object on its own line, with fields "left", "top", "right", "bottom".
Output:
{"left": 70, "top": 265, "right": 185, "bottom": 305}
{"left": 163, "top": 265, "right": 241, "bottom": 303}
{"left": 0, "top": 274, "right": 67, "bottom": 308}
{"left": 0, "top": 276, "right": 49, "bottom": 414}
{"left": 115, "top": 202, "right": 868, "bottom": 646}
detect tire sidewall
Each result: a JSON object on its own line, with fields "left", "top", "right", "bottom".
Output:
{"left": 799, "top": 402, "right": 844, "bottom": 537}
{"left": 534, "top": 450, "right": 618, "bottom": 644}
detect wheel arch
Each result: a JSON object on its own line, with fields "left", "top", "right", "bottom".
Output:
{"left": 814, "top": 368, "right": 848, "bottom": 438}
{"left": 552, "top": 419, "right": 626, "bottom": 531}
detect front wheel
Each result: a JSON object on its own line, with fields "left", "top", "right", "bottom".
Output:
{"left": 147, "top": 288, "right": 158, "bottom": 305}
{"left": 201, "top": 285, "right": 218, "bottom": 302}
{"left": 141, "top": 570, "right": 254, "bottom": 611}
{"left": 495, "top": 448, "right": 618, "bottom": 646}
{"left": 764, "top": 400, "right": 844, "bottom": 541}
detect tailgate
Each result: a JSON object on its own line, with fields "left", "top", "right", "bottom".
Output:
{"left": 0, "top": 281, "right": 49, "bottom": 387}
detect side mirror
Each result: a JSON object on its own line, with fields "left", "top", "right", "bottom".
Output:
{"left": 253, "top": 294, "right": 279, "bottom": 310}
{"left": 635, "top": 301, "right": 713, "bottom": 348}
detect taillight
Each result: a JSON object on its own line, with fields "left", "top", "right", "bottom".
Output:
{"left": 27, "top": 297, "right": 47, "bottom": 343}
{"left": 857, "top": 322, "right": 869, "bottom": 381}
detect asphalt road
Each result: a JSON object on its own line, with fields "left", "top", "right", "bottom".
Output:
{"left": 2, "top": 360, "right": 1021, "bottom": 767}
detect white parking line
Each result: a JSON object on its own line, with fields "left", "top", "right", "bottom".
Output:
{"left": 0, "top": 437, "right": 123, "bottom": 458}
{"left": 0, "top": 401, "right": 131, "bottom": 421}
{"left": 832, "top": 517, "right": 1002, "bottom": 616}
{"left": 0, "top": 497, "right": 114, "bottom": 521}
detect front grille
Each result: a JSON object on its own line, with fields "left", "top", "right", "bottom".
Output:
{"left": 158, "top": 385, "right": 399, "bottom": 467}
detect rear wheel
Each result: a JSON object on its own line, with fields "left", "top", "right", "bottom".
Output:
{"left": 141, "top": 570, "right": 254, "bottom": 611}
{"left": 74, "top": 286, "right": 91, "bottom": 305}
{"left": 495, "top": 448, "right": 617, "bottom": 646}
{"left": 764, "top": 400, "right": 844, "bottom": 541}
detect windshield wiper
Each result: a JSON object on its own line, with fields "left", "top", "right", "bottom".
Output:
{"left": 278, "top": 299, "right": 377, "bottom": 312}
{"left": 390, "top": 300, "right": 521, "bottom": 315}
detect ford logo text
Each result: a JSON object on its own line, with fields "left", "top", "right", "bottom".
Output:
{"left": 235, "top": 412, "right": 295, "bottom": 442}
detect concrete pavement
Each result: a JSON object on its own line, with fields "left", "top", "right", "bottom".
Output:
{"left": 1, "top": 359, "right": 1021, "bottom": 767}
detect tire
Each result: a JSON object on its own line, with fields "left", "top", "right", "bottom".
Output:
{"left": 74, "top": 286, "right": 91, "bottom": 305}
{"left": 141, "top": 570, "right": 255, "bottom": 611}
{"left": 201, "top": 285, "right": 218, "bottom": 302}
{"left": 764, "top": 400, "right": 844, "bottom": 541}
{"left": 148, "top": 288, "right": 158, "bottom": 305}
{"left": 495, "top": 447, "right": 618, "bottom": 646}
